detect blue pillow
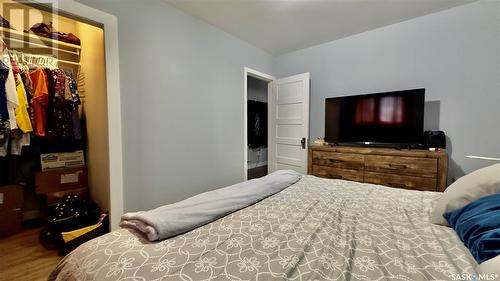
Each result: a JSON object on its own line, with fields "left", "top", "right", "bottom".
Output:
{"left": 443, "top": 193, "right": 500, "bottom": 263}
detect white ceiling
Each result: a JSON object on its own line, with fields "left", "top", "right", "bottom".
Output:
{"left": 164, "top": 0, "right": 475, "bottom": 55}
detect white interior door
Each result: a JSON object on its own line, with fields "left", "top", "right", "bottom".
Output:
{"left": 269, "top": 73, "right": 310, "bottom": 174}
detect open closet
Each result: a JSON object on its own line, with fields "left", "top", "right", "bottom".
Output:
{"left": 0, "top": 0, "right": 109, "bottom": 241}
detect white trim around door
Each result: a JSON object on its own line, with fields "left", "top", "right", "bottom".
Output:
{"left": 244, "top": 67, "right": 275, "bottom": 181}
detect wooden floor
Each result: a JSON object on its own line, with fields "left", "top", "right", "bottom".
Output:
{"left": 0, "top": 227, "right": 61, "bottom": 281}
{"left": 248, "top": 165, "right": 268, "bottom": 179}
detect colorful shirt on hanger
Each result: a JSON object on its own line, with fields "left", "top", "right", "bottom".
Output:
{"left": 10, "top": 59, "right": 32, "bottom": 153}
{"left": 14, "top": 73, "right": 33, "bottom": 133}
{"left": 5, "top": 51, "right": 83, "bottom": 143}
{"left": 20, "top": 70, "right": 36, "bottom": 130}
{"left": 29, "top": 68, "right": 49, "bottom": 136}
{"left": 49, "top": 69, "right": 73, "bottom": 139}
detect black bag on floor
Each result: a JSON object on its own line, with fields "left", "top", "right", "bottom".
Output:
{"left": 40, "top": 195, "right": 101, "bottom": 249}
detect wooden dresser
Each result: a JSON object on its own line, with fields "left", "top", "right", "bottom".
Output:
{"left": 308, "top": 145, "right": 448, "bottom": 192}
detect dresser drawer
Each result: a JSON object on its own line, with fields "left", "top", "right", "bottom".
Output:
{"left": 365, "top": 155, "right": 437, "bottom": 178}
{"left": 364, "top": 171, "right": 437, "bottom": 191}
{"left": 312, "top": 165, "right": 364, "bottom": 182}
{"left": 312, "top": 151, "right": 364, "bottom": 170}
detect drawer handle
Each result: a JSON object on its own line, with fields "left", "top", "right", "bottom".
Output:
{"left": 329, "top": 174, "right": 343, "bottom": 179}
{"left": 388, "top": 164, "right": 407, "bottom": 169}
{"left": 328, "top": 159, "right": 344, "bottom": 163}
{"left": 388, "top": 182, "right": 407, "bottom": 188}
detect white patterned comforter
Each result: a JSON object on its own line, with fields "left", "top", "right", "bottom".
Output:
{"left": 49, "top": 176, "right": 477, "bottom": 281}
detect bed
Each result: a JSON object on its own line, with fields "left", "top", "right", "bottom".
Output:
{"left": 49, "top": 175, "right": 477, "bottom": 280}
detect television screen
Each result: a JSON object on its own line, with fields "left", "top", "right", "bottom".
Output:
{"left": 325, "top": 89, "right": 425, "bottom": 145}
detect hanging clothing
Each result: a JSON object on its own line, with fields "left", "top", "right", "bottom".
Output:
{"left": 9, "top": 55, "right": 20, "bottom": 76}
{"left": 29, "top": 68, "right": 49, "bottom": 137}
{"left": 14, "top": 73, "right": 33, "bottom": 133}
{"left": 3, "top": 53, "right": 19, "bottom": 130}
{"left": 20, "top": 70, "right": 36, "bottom": 130}
{"left": 5, "top": 51, "right": 83, "bottom": 146}
{"left": 64, "top": 76, "right": 72, "bottom": 101}
{"left": 66, "top": 74, "right": 81, "bottom": 140}
{"left": 9, "top": 129, "right": 24, "bottom": 156}
{"left": 0, "top": 129, "right": 29, "bottom": 157}
{"left": 0, "top": 61, "right": 11, "bottom": 145}
{"left": 0, "top": 61, "right": 9, "bottom": 122}
{"left": 44, "top": 68, "right": 55, "bottom": 137}
{"left": 50, "top": 69, "right": 73, "bottom": 139}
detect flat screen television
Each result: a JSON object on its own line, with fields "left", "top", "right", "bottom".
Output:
{"left": 325, "top": 89, "right": 425, "bottom": 147}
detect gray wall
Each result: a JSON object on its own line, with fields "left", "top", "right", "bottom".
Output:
{"left": 77, "top": 0, "right": 499, "bottom": 211}
{"left": 273, "top": 1, "right": 500, "bottom": 183}
{"left": 77, "top": 0, "right": 273, "bottom": 211}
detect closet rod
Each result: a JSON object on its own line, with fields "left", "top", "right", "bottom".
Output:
{"left": 4, "top": 36, "right": 80, "bottom": 56}
{"left": 8, "top": 50, "right": 81, "bottom": 67}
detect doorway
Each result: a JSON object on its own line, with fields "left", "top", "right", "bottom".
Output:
{"left": 0, "top": 0, "right": 123, "bottom": 233}
{"left": 247, "top": 76, "right": 268, "bottom": 179}
{"left": 0, "top": 0, "right": 109, "bottom": 229}
{"left": 243, "top": 68, "right": 274, "bottom": 180}
{"left": 243, "top": 68, "right": 310, "bottom": 179}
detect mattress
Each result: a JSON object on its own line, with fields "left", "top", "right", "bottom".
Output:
{"left": 49, "top": 175, "right": 477, "bottom": 281}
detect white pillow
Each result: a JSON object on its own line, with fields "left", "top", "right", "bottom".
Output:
{"left": 431, "top": 163, "right": 500, "bottom": 226}
{"left": 476, "top": 255, "right": 500, "bottom": 276}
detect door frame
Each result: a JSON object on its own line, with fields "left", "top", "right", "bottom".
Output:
{"left": 35, "top": 0, "right": 124, "bottom": 230}
{"left": 244, "top": 67, "right": 275, "bottom": 180}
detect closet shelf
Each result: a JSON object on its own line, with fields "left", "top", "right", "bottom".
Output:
{"left": 0, "top": 27, "right": 81, "bottom": 55}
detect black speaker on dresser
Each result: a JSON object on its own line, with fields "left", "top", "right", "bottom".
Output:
{"left": 424, "top": 130, "right": 446, "bottom": 149}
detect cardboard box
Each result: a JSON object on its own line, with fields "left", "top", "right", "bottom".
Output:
{"left": 46, "top": 187, "right": 88, "bottom": 205}
{"left": 0, "top": 185, "right": 24, "bottom": 238}
{"left": 40, "top": 150, "right": 85, "bottom": 172}
{"left": 0, "top": 209, "right": 23, "bottom": 238}
{"left": 0, "top": 185, "right": 24, "bottom": 213}
{"left": 35, "top": 167, "right": 88, "bottom": 195}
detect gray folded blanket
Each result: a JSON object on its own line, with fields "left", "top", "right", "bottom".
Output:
{"left": 120, "top": 170, "right": 302, "bottom": 241}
